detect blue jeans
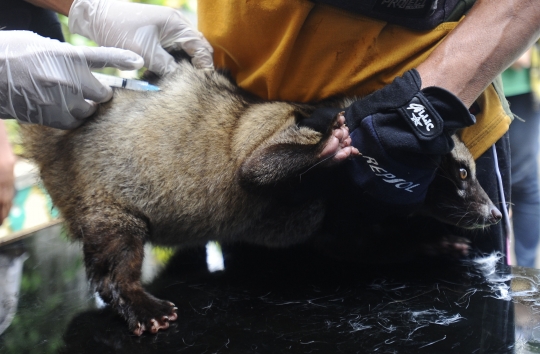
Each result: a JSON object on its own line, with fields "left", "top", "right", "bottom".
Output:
{"left": 508, "top": 92, "right": 540, "bottom": 267}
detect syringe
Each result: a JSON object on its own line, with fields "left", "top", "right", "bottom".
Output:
{"left": 92, "top": 72, "right": 160, "bottom": 92}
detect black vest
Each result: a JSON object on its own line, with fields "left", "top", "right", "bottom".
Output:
{"left": 310, "top": 0, "right": 476, "bottom": 30}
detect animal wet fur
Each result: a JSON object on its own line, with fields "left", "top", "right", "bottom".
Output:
{"left": 20, "top": 58, "right": 500, "bottom": 335}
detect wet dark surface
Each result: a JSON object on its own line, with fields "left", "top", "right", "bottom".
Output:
{"left": 0, "top": 225, "right": 540, "bottom": 353}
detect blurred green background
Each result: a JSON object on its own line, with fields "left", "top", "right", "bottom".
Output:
{"left": 58, "top": 0, "right": 197, "bottom": 49}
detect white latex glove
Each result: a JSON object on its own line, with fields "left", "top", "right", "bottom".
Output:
{"left": 0, "top": 31, "right": 144, "bottom": 130}
{"left": 69, "top": 0, "right": 214, "bottom": 75}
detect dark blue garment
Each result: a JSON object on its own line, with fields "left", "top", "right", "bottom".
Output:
{"left": 309, "top": 0, "right": 476, "bottom": 30}
{"left": 508, "top": 92, "right": 540, "bottom": 268}
{"left": 0, "top": 0, "right": 64, "bottom": 41}
{"left": 342, "top": 69, "right": 475, "bottom": 207}
{"left": 348, "top": 116, "right": 436, "bottom": 206}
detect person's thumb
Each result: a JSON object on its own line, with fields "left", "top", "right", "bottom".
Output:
{"left": 81, "top": 46, "right": 144, "bottom": 71}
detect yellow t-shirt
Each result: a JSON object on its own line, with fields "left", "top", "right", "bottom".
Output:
{"left": 198, "top": 0, "right": 511, "bottom": 159}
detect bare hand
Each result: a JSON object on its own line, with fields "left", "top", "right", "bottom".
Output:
{"left": 0, "top": 121, "right": 15, "bottom": 225}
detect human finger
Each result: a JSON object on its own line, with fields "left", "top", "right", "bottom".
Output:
{"left": 68, "top": 98, "right": 99, "bottom": 121}
{"left": 82, "top": 46, "right": 144, "bottom": 71}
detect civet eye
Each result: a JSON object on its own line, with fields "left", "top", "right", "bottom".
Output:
{"left": 459, "top": 167, "right": 468, "bottom": 180}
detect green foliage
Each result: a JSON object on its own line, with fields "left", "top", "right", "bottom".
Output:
{"left": 57, "top": 15, "right": 97, "bottom": 48}
{"left": 152, "top": 246, "right": 177, "bottom": 264}
{"left": 0, "top": 227, "right": 90, "bottom": 354}
{"left": 4, "top": 120, "right": 22, "bottom": 156}
{"left": 1, "top": 291, "right": 68, "bottom": 354}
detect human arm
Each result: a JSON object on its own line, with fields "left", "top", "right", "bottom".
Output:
{"left": 24, "top": 0, "right": 72, "bottom": 15}
{"left": 0, "top": 121, "right": 15, "bottom": 225}
{"left": 417, "top": 0, "right": 540, "bottom": 107}
{"left": 340, "top": 0, "right": 540, "bottom": 206}
{"left": 24, "top": 0, "right": 213, "bottom": 74}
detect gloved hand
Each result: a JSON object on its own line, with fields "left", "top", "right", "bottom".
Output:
{"left": 344, "top": 69, "right": 476, "bottom": 206}
{"left": 0, "top": 31, "right": 143, "bottom": 129}
{"left": 69, "top": 0, "right": 214, "bottom": 75}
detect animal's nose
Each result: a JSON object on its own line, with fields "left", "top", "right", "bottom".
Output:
{"left": 489, "top": 207, "right": 502, "bottom": 224}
